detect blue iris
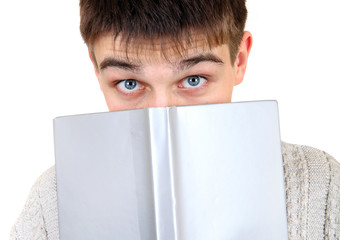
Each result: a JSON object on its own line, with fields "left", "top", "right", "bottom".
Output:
{"left": 187, "top": 76, "right": 200, "bottom": 86}
{"left": 124, "top": 80, "right": 137, "bottom": 90}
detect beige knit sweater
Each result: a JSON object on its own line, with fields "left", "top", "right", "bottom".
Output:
{"left": 10, "top": 142, "right": 340, "bottom": 239}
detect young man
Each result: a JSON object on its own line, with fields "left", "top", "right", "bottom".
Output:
{"left": 11, "top": 0, "right": 340, "bottom": 239}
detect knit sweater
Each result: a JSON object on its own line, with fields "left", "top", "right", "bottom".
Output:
{"left": 10, "top": 142, "right": 340, "bottom": 240}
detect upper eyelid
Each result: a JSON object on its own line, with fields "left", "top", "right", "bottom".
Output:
{"left": 182, "top": 75, "right": 207, "bottom": 81}
{"left": 114, "top": 79, "right": 141, "bottom": 86}
{"left": 114, "top": 79, "right": 127, "bottom": 85}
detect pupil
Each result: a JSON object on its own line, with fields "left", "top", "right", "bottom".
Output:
{"left": 188, "top": 76, "right": 200, "bottom": 86}
{"left": 125, "top": 80, "right": 137, "bottom": 90}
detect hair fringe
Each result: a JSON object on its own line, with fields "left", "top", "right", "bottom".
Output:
{"left": 80, "top": 0, "right": 247, "bottom": 63}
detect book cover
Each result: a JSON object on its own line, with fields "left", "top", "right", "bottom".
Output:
{"left": 54, "top": 101, "right": 288, "bottom": 239}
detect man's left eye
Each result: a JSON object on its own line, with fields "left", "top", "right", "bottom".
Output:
{"left": 181, "top": 75, "right": 207, "bottom": 88}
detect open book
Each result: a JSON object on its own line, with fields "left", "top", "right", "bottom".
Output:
{"left": 54, "top": 101, "right": 288, "bottom": 240}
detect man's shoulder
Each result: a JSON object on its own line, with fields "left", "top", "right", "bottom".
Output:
{"left": 31, "top": 166, "right": 57, "bottom": 195}
{"left": 10, "top": 166, "right": 59, "bottom": 240}
{"left": 281, "top": 141, "right": 340, "bottom": 181}
{"left": 281, "top": 141, "right": 340, "bottom": 239}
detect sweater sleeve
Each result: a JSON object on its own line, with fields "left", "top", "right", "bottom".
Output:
{"left": 324, "top": 153, "right": 340, "bottom": 239}
{"left": 282, "top": 142, "right": 340, "bottom": 239}
{"left": 10, "top": 166, "right": 59, "bottom": 240}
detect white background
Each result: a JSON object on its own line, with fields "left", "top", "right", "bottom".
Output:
{"left": 0, "top": 0, "right": 339, "bottom": 238}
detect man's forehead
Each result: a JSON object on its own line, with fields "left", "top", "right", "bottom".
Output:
{"left": 93, "top": 34, "right": 226, "bottom": 64}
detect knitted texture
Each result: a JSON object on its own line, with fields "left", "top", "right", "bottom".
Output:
{"left": 282, "top": 142, "right": 340, "bottom": 240}
{"left": 10, "top": 142, "right": 340, "bottom": 240}
{"left": 325, "top": 154, "right": 340, "bottom": 239}
{"left": 10, "top": 167, "right": 59, "bottom": 240}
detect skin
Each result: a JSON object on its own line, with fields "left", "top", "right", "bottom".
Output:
{"left": 90, "top": 32, "right": 252, "bottom": 111}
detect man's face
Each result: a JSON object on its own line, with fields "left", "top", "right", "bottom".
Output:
{"left": 91, "top": 33, "right": 252, "bottom": 111}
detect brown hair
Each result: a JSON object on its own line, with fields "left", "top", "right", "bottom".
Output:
{"left": 79, "top": 0, "right": 247, "bottom": 63}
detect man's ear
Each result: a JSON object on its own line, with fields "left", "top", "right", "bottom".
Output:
{"left": 234, "top": 31, "right": 253, "bottom": 86}
{"left": 88, "top": 50, "right": 103, "bottom": 91}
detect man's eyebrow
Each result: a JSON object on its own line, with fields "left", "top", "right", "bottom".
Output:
{"left": 99, "top": 57, "right": 142, "bottom": 72}
{"left": 99, "top": 53, "right": 223, "bottom": 72}
{"left": 178, "top": 53, "right": 224, "bottom": 70}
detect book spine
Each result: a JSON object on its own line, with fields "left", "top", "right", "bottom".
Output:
{"left": 148, "top": 108, "right": 177, "bottom": 240}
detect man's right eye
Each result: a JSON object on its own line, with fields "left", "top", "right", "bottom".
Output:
{"left": 116, "top": 79, "right": 143, "bottom": 94}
